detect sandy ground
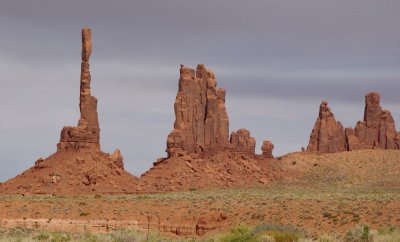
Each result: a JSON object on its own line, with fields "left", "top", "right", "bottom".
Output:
{"left": 0, "top": 150, "right": 399, "bottom": 239}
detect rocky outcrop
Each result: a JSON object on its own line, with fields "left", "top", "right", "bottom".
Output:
{"left": 345, "top": 128, "right": 360, "bottom": 151}
{"left": 261, "top": 140, "right": 274, "bottom": 158}
{"left": 0, "top": 28, "right": 138, "bottom": 195}
{"left": 351, "top": 92, "right": 399, "bottom": 150}
{"left": 229, "top": 129, "right": 256, "bottom": 154}
{"left": 110, "top": 149, "right": 124, "bottom": 169}
{"left": 307, "top": 92, "right": 400, "bottom": 153}
{"left": 166, "top": 64, "right": 258, "bottom": 157}
{"left": 57, "top": 28, "right": 100, "bottom": 152}
{"left": 307, "top": 101, "right": 346, "bottom": 153}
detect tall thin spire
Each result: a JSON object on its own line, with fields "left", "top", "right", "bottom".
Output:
{"left": 58, "top": 28, "right": 100, "bottom": 152}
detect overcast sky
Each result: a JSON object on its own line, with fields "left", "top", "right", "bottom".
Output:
{"left": 0, "top": 0, "right": 399, "bottom": 181}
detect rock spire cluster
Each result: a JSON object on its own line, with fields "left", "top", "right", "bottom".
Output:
{"left": 166, "top": 64, "right": 264, "bottom": 157}
{"left": 307, "top": 92, "right": 400, "bottom": 153}
{"left": 57, "top": 28, "right": 100, "bottom": 152}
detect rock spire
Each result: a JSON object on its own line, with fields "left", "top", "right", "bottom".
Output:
{"left": 307, "top": 101, "right": 346, "bottom": 153}
{"left": 307, "top": 92, "right": 400, "bottom": 153}
{"left": 352, "top": 92, "right": 400, "bottom": 149}
{"left": 166, "top": 64, "right": 258, "bottom": 157}
{"left": 57, "top": 28, "right": 100, "bottom": 151}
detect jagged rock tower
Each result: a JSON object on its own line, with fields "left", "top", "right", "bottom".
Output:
{"left": 166, "top": 64, "right": 258, "bottom": 157}
{"left": 58, "top": 28, "right": 100, "bottom": 151}
{"left": 307, "top": 92, "right": 400, "bottom": 153}
{"left": 307, "top": 101, "right": 346, "bottom": 153}
{"left": 350, "top": 92, "right": 400, "bottom": 150}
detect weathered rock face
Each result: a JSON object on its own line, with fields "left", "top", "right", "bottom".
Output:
{"left": 110, "top": 149, "right": 124, "bottom": 169}
{"left": 229, "top": 129, "right": 256, "bottom": 154}
{"left": 345, "top": 128, "right": 360, "bottom": 151}
{"left": 308, "top": 92, "right": 400, "bottom": 153}
{"left": 261, "top": 140, "right": 274, "bottom": 158}
{"left": 351, "top": 92, "right": 399, "bottom": 150}
{"left": 57, "top": 28, "right": 100, "bottom": 152}
{"left": 307, "top": 101, "right": 346, "bottom": 153}
{"left": 166, "top": 64, "right": 232, "bottom": 156}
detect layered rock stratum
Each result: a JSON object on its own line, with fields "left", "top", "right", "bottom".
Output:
{"left": 0, "top": 28, "right": 137, "bottom": 195}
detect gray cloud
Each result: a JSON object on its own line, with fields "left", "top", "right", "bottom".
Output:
{"left": 0, "top": 0, "right": 399, "bottom": 180}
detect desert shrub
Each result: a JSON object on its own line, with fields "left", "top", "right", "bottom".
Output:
{"left": 49, "top": 232, "right": 71, "bottom": 242}
{"left": 344, "top": 224, "right": 373, "bottom": 242}
{"left": 0, "top": 227, "right": 33, "bottom": 240}
{"left": 33, "top": 231, "right": 50, "bottom": 240}
{"left": 316, "top": 235, "right": 338, "bottom": 242}
{"left": 79, "top": 211, "right": 90, "bottom": 217}
{"left": 252, "top": 224, "right": 306, "bottom": 242}
{"left": 219, "top": 225, "right": 257, "bottom": 242}
{"left": 109, "top": 228, "right": 160, "bottom": 242}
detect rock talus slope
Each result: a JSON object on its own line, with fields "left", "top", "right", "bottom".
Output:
{"left": 0, "top": 28, "right": 137, "bottom": 195}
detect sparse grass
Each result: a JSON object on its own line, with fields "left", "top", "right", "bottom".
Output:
{"left": 0, "top": 225, "right": 399, "bottom": 241}
{"left": 0, "top": 228, "right": 161, "bottom": 242}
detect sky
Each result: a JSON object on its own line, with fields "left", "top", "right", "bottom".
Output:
{"left": 0, "top": 0, "right": 399, "bottom": 181}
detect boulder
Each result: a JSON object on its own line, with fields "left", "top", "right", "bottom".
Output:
{"left": 261, "top": 140, "right": 274, "bottom": 158}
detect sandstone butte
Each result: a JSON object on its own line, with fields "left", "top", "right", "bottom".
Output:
{"left": 307, "top": 92, "right": 400, "bottom": 153}
{"left": 0, "top": 28, "right": 138, "bottom": 195}
{"left": 138, "top": 64, "right": 281, "bottom": 192}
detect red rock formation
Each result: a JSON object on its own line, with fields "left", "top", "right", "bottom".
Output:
{"left": 261, "top": 140, "right": 274, "bottom": 158}
{"left": 229, "top": 129, "right": 256, "bottom": 154}
{"left": 57, "top": 28, "right": 100, "bottom": 152}
{"left": 166, "top": 64, "right": 257, "bottom": 157}
{"left": 307, "top": 101, "right": 346, "bottom": 153}
{"left": 140, "top": 64, "right": 279, "bottom": 192}
{"left": 345, "top": 128, "right": 360, "bottom": 151}
{"left": 0, "top": 28, "right": 138, "bottom": 195}
{"left": 351, "top": 92, "right": 399, "bottom": 150}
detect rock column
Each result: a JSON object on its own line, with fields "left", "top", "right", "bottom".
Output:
{"left": 57, "top": 28, "right": 100, "bottom": 151}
